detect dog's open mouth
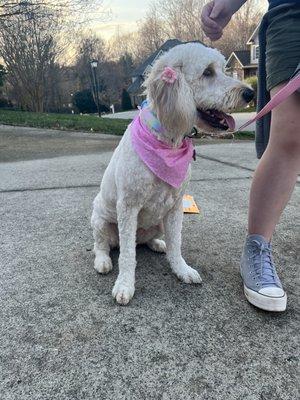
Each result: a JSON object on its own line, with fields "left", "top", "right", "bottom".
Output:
{"left": 197, "top": 109, "right": 236, "bottom": 131}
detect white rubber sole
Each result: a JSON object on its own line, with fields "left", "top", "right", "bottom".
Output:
{"left": 244, "top": 285, "right": 287, "bottom": 312}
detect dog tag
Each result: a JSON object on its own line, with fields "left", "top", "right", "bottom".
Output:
{"left": 183, "top": 195, "right": 200, "bottom": 214}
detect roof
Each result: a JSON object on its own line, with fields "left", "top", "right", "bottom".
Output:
{"left": 132, "top": 39, "right": 183, "bottom": 77}
{"left": 127, "top": 76, "right": 144, "bottom": 95}
{"left": 132, "top": 39, "right": 204, "bottom": 77}
{"left": 226, "top": 50, "right": 250, "bottom": 68}
{"left": 247, "top": 25, "right": 259, "bottom": 45}
{"left": 128, "top": 39, "right": 204, "bottom": 95}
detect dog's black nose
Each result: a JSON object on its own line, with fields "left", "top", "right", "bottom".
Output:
{"left": 242, "top": 88, "right": 255, "bottom": 103}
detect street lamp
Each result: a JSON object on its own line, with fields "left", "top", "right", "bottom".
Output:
{"left": 90, "top": 59, "right": 101, "bottom": 117}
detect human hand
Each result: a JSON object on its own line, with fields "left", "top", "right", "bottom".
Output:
{"left": 201, "top": 0, "right": 247, "bottom": 41}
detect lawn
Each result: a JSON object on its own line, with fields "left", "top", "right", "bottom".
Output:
{"left": 0, "top": 109, "right": 254, "bottom": 139}
{"left": 0, "top": 109, "right": 131, "bottom": 135}
{"left": 232, "top": 130, "right": 254, "bottom": 140}
{"left": 235, "top": 106, "right": 256, "bottom": 113}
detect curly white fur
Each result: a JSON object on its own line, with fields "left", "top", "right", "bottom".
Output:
{"left": 91, "top": 43, "right": 250, "bottom": 305}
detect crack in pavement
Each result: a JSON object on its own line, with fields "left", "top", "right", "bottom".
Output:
{"left": 0, "top": 177, "right": 253, "bottom": 194}
{"left": 1, "top": 155, "right": 299, "bottom": 194}
{"left": 3, "top": 174, "right": 298, "bottom": 193}
{"left": 197, "top": 153, "right": 255, "bottom": 172}
{"left": 0, "top": 184, "right": 100, "bottom": 194}
{"left": 191, "top": 176, "right": 252, "bottom": 182}
{"left": 195, "top": 154, "right": 300, "bottom": 186}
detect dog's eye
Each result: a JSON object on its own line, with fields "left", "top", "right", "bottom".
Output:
{"left": 203, "top": 68, "right": 214, "bottom": 77}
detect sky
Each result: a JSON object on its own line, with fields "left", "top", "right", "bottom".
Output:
{"left": 94, "top": 0, "right": 269, "bottom": 41}
{"left": 98, "top": 0, "right": 153, "bottom": 39}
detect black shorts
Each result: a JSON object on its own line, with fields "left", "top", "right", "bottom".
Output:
{"left": 265, "top": 5, "right": 300, "bottom": 90}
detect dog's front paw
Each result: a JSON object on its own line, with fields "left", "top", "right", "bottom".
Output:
{"left": 94, "top": 254, "right": 113, "bottom": 274}
{"left": 112, "top": 278, "right": 135, "bottom": 305}
{"left": 147, "top": 238, "right": 167, "bottom": 253}
{"left": 174, "top": 262, "right": 202, "bottom": 284}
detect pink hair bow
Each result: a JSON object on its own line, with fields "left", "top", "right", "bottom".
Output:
{"left": 161, "top": 67, "right": 177, "bottom": 84}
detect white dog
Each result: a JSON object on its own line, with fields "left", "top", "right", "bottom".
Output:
{"left": 91, "top": 43, "right": 253, "bottom": 305}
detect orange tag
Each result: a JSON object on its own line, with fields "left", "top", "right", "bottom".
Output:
{"left": 183, "top": 195, "right": 200, "bottom": 214}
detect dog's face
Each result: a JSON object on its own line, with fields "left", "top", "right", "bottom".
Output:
{"left": 144, "top": 43, "right": 254, "bottom": 135}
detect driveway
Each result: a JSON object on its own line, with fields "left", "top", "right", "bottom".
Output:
{"left": 0, "top": 125, "right": 299, "bottom": 400}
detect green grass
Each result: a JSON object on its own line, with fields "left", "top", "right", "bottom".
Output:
{"left": 235, "top": 106, "right": 256, "bottom": 113}
{"left": 234, "top": 130, "right": 255, "bottom": 140}
{"left": 0, "top": 109, "right": 255, "bottom": 140}
{"left": 0, "top": 109, "right": 131, "bottom": 135}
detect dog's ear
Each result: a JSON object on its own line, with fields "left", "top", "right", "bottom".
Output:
{"left": 144, "top": 63, "right": 196, "bottom": 135}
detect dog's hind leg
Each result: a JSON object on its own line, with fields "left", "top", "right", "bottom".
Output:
{"left": 91, "top": 212, "right": 115, "bottom": 274}
{"left": 147, "top": 238, "right": 167, "bottom": 253}
{"left": 144, "top": 223, "right": 166, "bottom": 253}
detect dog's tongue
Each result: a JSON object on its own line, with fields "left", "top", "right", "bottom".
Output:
{"left": 224, "top": 113, "right": 235, "bottom": 131}
{"left": 214, "top": 110, "right": 235, "bottom": 131}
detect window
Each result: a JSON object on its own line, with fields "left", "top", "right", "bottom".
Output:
{"left": 143, "top": 64, "right": 152, "bottom": 77}
{"left": 255, "top": 46, "right": 259, "bottom": 59}
{"left": 253, "top": 45, "right": 259, "bottom": 61}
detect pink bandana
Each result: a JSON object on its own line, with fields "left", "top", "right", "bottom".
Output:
{"left": 131, "top": 107, "right": 194, "bottom": 188}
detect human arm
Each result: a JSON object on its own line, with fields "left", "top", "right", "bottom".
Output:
{"left": 201, "top": 0, "right": 248, "bottom": 41}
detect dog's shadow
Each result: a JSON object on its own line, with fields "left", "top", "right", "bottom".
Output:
{"left": 103, "top": 245, "right": 206, "bottom": 305}
{"left": 109, "top": 244, "right": 168, "bottom": 278}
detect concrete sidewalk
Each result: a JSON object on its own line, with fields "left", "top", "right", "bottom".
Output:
{"left": 0, "top": 126, "right": 299, "bottom": 400}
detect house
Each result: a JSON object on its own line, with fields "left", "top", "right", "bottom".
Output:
{"left": 128, "top": 39, "right": 201, "bottom": 107}
{"left": 225, "top": 25, "right": 259, "bottom": 80}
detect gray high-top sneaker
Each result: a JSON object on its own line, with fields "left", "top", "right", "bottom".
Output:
{"left": 240, "top": 235, "right": 287, "bottom": 312}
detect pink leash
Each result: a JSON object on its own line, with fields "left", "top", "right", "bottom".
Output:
{"left": 236, "top": 74, "right": 300, "bottom": 132}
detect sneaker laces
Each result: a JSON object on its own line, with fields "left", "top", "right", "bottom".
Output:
{"left": 250, "top": 240, "right": 279, "bottom": 287}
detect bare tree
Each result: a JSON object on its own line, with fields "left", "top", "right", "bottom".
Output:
{"left": 136, "top": 4, "right": 167, "bottom": 54}
{"left": 0, "top": 1, "right": 109, "bottom": 24}
{"left": 215, "top": 0, "right": 264, "bottom": 57}
{"left": 106, "top": 31, "right": 142, "bottom": 62}
{"left": 74, "top": 34, "right": 135, "bottom": 109}
{"left": 154, "top": 0, "right": 207, "bottom": 42}
{"left": 0, "top": 5, "right": 62, "bottom": 111}
{"left": 108, "top": 0, "right": 264, "bottom": 64}
{"left": 0, "top": 0, "right": 111, "bottom": 111}
{"left": 105, "top": 0, "right": 207, "bottom": 66}
{"left": 74, "top": 35, "right": 107, "bottom": 90}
